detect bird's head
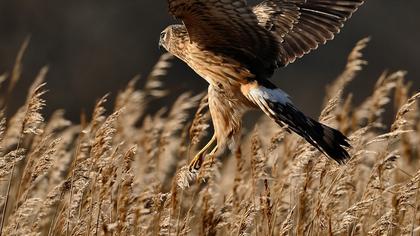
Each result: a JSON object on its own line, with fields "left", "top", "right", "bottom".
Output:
{"left": 159, "top": 25, "right": 189, "bottom": 57}
{"left": 159, "top": 27, "right": 171, "bottom": 52}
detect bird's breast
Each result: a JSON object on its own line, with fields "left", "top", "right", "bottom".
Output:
{"left": 185, "top": 46, "right": 254, "bottom": 88}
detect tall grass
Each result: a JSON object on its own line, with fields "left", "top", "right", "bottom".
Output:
{"left": 0, "top": 38, "right": 419, "bottom": 235}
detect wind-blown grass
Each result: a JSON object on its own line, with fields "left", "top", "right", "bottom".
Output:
{"left": 0, "top": 38, "right": 419, "bottom": 235}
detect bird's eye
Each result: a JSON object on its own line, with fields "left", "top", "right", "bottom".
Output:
{"left": 160, "top": 31, "right": 166, "bottom": 40}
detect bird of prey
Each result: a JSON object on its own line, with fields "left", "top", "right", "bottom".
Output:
{"left": 159, "top": 0, "right": 365, "bottom": 171}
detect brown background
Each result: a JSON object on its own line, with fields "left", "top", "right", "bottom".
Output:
{"left": 0, "top": 0, "right": 419, "bottom": 121}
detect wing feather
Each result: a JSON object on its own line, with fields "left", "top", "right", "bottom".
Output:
{"left": 167, "top": 0, "right": 280, "bottom": 76}
{"left": 253, "top": 0, "right": 364, "bottom": 66}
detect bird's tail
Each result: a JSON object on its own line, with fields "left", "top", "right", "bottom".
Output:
{"left": 243, "top": 82, "right": 350, "bottom": 164}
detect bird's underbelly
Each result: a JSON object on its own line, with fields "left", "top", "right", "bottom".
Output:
{"left": 185, "top": 51, "right": 257, "bottom": 149}
{"left": 208, "top": 85, "right": 251, "bottom": 151}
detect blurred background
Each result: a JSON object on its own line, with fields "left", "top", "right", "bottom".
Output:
{"left": 0, "top": 0, "right": 419, "bottom": 121}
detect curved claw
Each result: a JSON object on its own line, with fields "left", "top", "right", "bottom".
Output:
{"left": 188, "top": 134, "right": 216, "bottom": 171}
{"left": 189, "top": 153, "right": 204, "bottom": 171}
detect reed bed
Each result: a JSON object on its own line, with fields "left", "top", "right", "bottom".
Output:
{"left": 0, "top": 38, "right": 419, "bottom": 235}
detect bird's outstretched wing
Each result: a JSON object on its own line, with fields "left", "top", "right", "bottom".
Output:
{"left": 252, "top": 0, "right": 365, "bottom": 66}
{"left": 167, "top": 0, "right": 280, "bottom": 75}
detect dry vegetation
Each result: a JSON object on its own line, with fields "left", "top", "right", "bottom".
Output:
{"left": 0, "top": 38, "right": 419, "bottom": 236}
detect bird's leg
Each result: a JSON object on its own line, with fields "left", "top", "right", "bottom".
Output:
{"left": 209, "top": 145, "right": 218, "bottom": 155}
{"left": 189, "top": 134, "right": 216, "bottom": 171}
{"left": 207, "top": 144, "right": 219, "bottom": 164}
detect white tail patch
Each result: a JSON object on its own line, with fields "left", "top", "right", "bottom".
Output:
{"left": 248, "top": 86, "right": 291, "bottom": 105}
{"left": 243, "top": 83, "right": 350, "bottom": 164}
{"left": 246, "top": 86, "right": 292, "bottom": 117}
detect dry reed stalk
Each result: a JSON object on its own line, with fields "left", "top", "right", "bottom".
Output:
{"left": 0, "top": 149, "right": 25, "bottom": 179}
{"left": 0, "top": 38, "right": 417, "bottom": 236}
{"left": 3, "top": 198, "right": 42, "bottom": 236}
{"left": 17, "top": 137, "right": 61, "bottom": 205}
{"left": 0, "top": 115, "right": 5, "bottom": 142}
{"left": 22, "top": 67, "right": 49, "bottom": 135}
{"left": 354, "top": 71, "right": 405, "bottom": 126}
{"left": 157, "top": 92, "right": 202, "bottom": 178}
{"left": 32, "top": 180, "right": 70, "bottom": 234}
{"left": 324, "top": 37, "right": 369, "bottom": 105}
{"left": 391, "top": 92, "right": 420, "bottom": 132}
{"left": 160, "top": 93, "right": 203, "bottom": 148}
{"left": 189, "top": 94, "right": 210, "bottom": 147}
{"left": 145, "top": 53, "right": 172, "bottom": 98}
{"left": 279, "top": 206, "right": 295, "bottom": 236}
{"left": 233, "top": 145, "right": 245, "bottom": 209}
{"left": 0, "top": 66, "right": 48, "bottom": 234}
{"left": 1, "top": 107, "right": 25, "bottom": 150}
{"left": 5, "top": 37, "right": 30, "bottom": 102}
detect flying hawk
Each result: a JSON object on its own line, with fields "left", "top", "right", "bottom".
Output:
{"left": 159, "top": 0, "right": 365, "bottom": 171}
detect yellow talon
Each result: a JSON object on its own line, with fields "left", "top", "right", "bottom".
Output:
{"left": 189, "top": 134, "right": 216, "bottom": 171}
{"left": 209, "top": 145, "right": 218, "bottom": 156}
{"left": 207, "top": 145, "right": 219, "bottom": 166}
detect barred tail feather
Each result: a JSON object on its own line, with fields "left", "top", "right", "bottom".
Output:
{"left": 245, "top": 83, "right": 350, "bottom": 164}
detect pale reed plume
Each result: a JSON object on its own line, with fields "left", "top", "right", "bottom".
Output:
{"left": 0, "top": 38, "right": 418, "bottom": 235}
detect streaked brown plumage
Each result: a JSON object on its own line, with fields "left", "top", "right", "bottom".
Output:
{"left": 160, "top": 0, "right": 365, "bottom": 170}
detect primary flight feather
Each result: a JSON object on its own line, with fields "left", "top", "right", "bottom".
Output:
{"left": 160, "top": 0, "right": 365, "bottom": 170}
